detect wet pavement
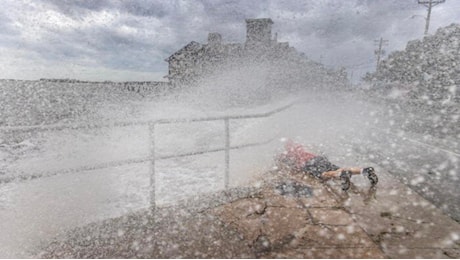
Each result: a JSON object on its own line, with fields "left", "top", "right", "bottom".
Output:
{"left": 210, "top": 172, "right": 386, "bottom": 258}
{"left": 328, "top": 167, "right": 460, "bottom": 258}
{"left": 357, "top": 128, "right": 460, "bottom": 222}
{"left": 40, "top": 167, "right": 460, "bottom": 258}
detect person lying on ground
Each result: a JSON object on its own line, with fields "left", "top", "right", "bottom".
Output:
{"left": 277, "top": 140, "right": 378, "bottom": 191}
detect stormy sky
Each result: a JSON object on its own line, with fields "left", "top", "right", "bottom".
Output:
{"left": 1, "top": 0, "right": 459, "bottom": 82}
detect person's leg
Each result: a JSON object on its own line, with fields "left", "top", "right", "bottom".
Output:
{"left": 362, "top": 167, "right": 378, "bottom": 186}
{"left": 321, "top": 167, "right": 378, "bottom": 191}
{"left": 302, "top": 156, "right": 378, "bottom": 189}
{"left": 320, "top": 167, "right": 362, "bottom": 179}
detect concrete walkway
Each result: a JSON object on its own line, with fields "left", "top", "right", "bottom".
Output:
{"left": 209, "top": 166, "right": 460, "bottom": 258}
{"left": 210, "top": 172, "right": 386, "bottom": 258}
{"left": 326, "top": 168, "right": 460, "bottom": 258}
{"left": 40, "top": 168, "right": 460, "bottom": 258}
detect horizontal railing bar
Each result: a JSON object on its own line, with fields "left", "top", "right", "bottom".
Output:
{"left": 155, "top": 102, "right": 294, "bottom": 124}
{"left": 0, "top": 102, "right": 295, "bottom": 132}
{"left": 156, "top": 136, "right": 277, "bottom": 160}
{"left": 0, "top": 100, "right": 294, "bottom": 185}
{"left": 230, "top": 136, "right": 277, "bottom": 149}
{"left": 0, "top": 137, "right": 278, "bottom": 185}
{"left": 157, "top": 147, "right": 227, "bottom": 160}
{"left": 0, "top": 157, "right": 151, "bottom": 185}
{"left": 0, "top": 121, "right": 150, "bottom": 132}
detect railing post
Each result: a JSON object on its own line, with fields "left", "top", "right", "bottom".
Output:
{"left": 148, "top": 122, "right": 156, "bottom": 210}
{"left": 224, "top": 118, "right": 230, "bottom": 189}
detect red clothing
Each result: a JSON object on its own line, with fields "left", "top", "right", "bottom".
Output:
{"left": 281, "top": 140, "right": 316, "bottom": 170}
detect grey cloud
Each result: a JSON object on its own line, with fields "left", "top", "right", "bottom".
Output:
{"left": 42, "top": 0, "right": 114, "bottom": 17}
{"left": 45, "top": 0, "right": 111, "bottom": 10}
{"left": 43, "top": 0, "right": 191, "bottom": 20}
{"left": 0, "top": 4, "right": 23, "bottom": 38}
{"left": 121, "top": 0, "right": 173, "bottom": 17}
{"left": 0, "top": 15, "right": 19, "bottom": 38}
{"left": 2, "top": 0, "right": 458, "bottom": 81}
{"left": 200, "top": 0, "right": 264, "bottom": 21}
{"left": 43, "top": 0, "right": 173, "bottom": 19}
{"left": 35, "top": 1, "right": 423, "bottom": 71}
{"left": 41, "top": 27, "right": 165, "bottom": 71}
{"left": 17, "top": 1, "right": 175, "bottom": 71}
{"left": 272, "top": 0, "right": 421, "bottom": 42}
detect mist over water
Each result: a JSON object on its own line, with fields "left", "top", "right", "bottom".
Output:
{"left": 1, "top": 0, "right": 460, "bottom": 256}
{"left": 1, "top": 57, "right": 458, "bottom": 257}
{"left": 0, "top": 61, "right": 380, "bottom": 257}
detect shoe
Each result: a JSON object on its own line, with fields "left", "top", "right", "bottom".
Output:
{"left": 362, "top": 167, "right": 378, "bottom": 186}
{"left": 340, "top": 170, "right": 352, "bottom": 191}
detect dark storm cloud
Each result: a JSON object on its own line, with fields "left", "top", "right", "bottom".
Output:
{"left": 42, "top": 0, "right": 113, "bottom": 15}
{"left": 1, "top": 0, "right": 459, "bottom": 81}
{"left": 270, "top": 0, "right": 421, "bottom": 42}
{"left": 45, "top": 25, "right": 165, "bottom": 71}
{"left": 0, "top": 4, "right": 22, "bottom": 37}
{"left": 121, "top": 0, "right": 173, "bottom": 17}
{"left": 5, "top": 0, "right": 175, "bottom": 73}
{"left": 201, "top": 0, "right": 263, "bottom": 22}
{"left": 44, "top": 0, "right": 177, "bottom": 19}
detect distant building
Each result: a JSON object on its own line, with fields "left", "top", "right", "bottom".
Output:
{"left": 164, "top": 18, "right": 299, "bottom": 85}
{"left": 164, "top": 18, "right": 348, "bottom": 89}
{"left": 245, "top": 18, "right": 274, "bottom": 49}
{"left": 164, "top": 41, "right": 204, "bottom": 85}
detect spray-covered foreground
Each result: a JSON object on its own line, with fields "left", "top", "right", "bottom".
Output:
{"left": 0, "top": 79, "right": 295, "bottom": 257}
{"left": 38, "top": 161, "right": 460, "bottom": 258}
{"left": 0, "top": 81, "right": 459, "bottom": 257}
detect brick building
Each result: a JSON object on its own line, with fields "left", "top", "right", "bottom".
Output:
{"left": 164, "top": 18, "right": 348, "bottom": 89}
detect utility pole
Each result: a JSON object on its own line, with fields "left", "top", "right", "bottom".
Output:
{"left": 349, "top": 70, "right": 354, "bottom": 88}
{"left": 374, "top": 37, "right": 389, "bottom": 70}
{"left": 418, "top": 0, "right": 446, "bottom": 35}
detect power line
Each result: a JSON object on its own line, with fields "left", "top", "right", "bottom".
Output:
{"left": 346, "top": 61, "right": 375, "bottom": 69}
{"left": 418, "top": 0, "right": 446, "bottom": 35}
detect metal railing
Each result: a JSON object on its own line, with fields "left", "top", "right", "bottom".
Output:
{"left": 0, "top": 102, "right": 294, "bottom": 208}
